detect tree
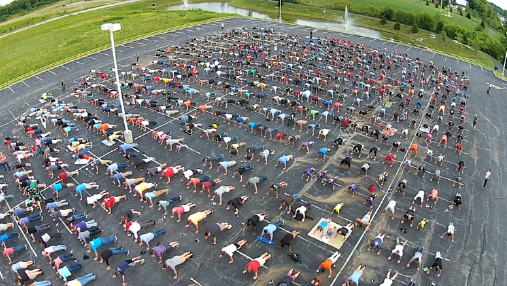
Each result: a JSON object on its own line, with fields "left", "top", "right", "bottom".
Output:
{"left": 480, "top": 20, "right": 485, "bottom": 28}
{"left": 412, "top": 24, "right": 419, "bottom": 33}
{"left": 417, "top": 11, "right": 436, "bottom": 31}
{"left": 455, "top": 32, "right": 463, "bottom": 51}
{"left": 466, "top": 12, "right": 471, "bottom": 19}
{"left": 380, "top": 7, "right": 395, "bottom": 21}
{"left": 394, "top": 9, "right": 405, "bottom": 23}
{"left": 380, "top": 16, "right": 387, "bottom": 25}
{"left": 435, "top": 3, "right": 439, "bottom": 8}
{"left": 426, "top": 0, "right": 430, "bottom": 5}
{"left": 436, "top": 21, "right": 444, "bottom": 32}
{"left": 441, "top": 30, "right": 447, "bottom": 41}
{"left": 404, "top": 11, "right": 417, "bottom": 26}
{"left": 459, "top": 8, "right": 463, "bottom": 16}
{"left": 394, "top": 22, "right": 401, "bottom": 30}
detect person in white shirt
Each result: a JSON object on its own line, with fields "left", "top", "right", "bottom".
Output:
{"left": 220, "top": 239, "right": 247, "bottom": 264}
{"left": 413, "top": 189, "right": 425, "bottom": 207}
{"left": 382, "top": 200, "right": 397, "bottom": 220}
{"left": 379, "top": 269, "right": 398, "bottom": 286}
{"left": 441, "top": 222, "right": 455, "bottom": 242}
{"left": 482, "top": 169, "right": 492, "bottom": 189}
{"left": 387, "top": 237, "right": 407, "bottom": 263}
{"left": 355, "top": 210, "right": 372, "bottom": 230}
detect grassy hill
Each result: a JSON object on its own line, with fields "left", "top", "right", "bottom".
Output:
{"left": 285, "top": 0, "right": 502, "bottom": 39}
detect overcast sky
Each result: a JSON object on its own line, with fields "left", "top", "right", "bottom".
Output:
{"left": 0, "top": 0, "right": 506, "bottom": 12}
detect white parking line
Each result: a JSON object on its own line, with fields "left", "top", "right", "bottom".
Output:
{"left": 369, "top": 39, "right": 376, "bottom": 42}
{"left": 75, "top": 61, "right": 84, "bottom": 65}
{"left": 34, "top": 75, "right": 43, "bottom": 81}
{"left": 382, "top": 42, "right": 387, "bottom": 45}
{"left": 420, "top": 50, "right": 423, "bottom": 54}
{"left": 407, "top": 47, "right": 412, "bottom": 51}
{"left": 87, "top": 56, "right": 98, "bottom": 60}
{"left": 61, "top": 65, "right": 70, "bottom": 70}
{"left": 21, "top": 81, "right": 29, "bottom": 87}
{"left": 470, "top": 63, "right": 472, "bottom": 69}
{"left": 432, "top": 53, "right": 435, "bottom": 57}
{"left": 359, "top": 36, "right": 364, "bottom": 39}
{"left": 48, "top": 70, "right": 57, "bottom": 75}
{"left": 394, "top": 44, "right": 399, "bottom": 48}
{"left": 8, "top": 87, "right": 14, "bottom": 93}
{"left": 445, "top": 56, "right": 447, "bottom": 61}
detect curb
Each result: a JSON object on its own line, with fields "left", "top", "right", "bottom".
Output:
{"left": 0, "top": 16, "right": 232, "bottom": 91}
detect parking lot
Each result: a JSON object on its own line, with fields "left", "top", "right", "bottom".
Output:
{"left": 0, "top": 17, "right": 505, "bottom": 286}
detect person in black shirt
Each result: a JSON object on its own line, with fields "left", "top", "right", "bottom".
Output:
{"left": 226, "top": 196, "right": 249, "bottom": 215}
{"left": 204, "top": 223, "right": 232, "bottom": 245}
{"left": 99, "top": 246, "right": 130, "bottom": 270}
{"left": 274, "top": 231, "right": 300, "bottom": 255}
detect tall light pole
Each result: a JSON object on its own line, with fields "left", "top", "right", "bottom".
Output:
{"left": 503, "top": 32, "right": 507, "bottom": 76}
{"left": 503, "top": 51, "right": 507, "bottom": 76}
{"left": 279, "top": 0, "right": 282, "bottom": 23}
{"left": 101, "top": 23, "right": 133, "bottom": 143}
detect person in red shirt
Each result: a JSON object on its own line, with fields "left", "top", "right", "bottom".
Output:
{"left": 243, "top": 253, "right": 271, "bottom": 280}
{"left": 102, "top": 195, "right": 126, "bottom": 214}
{"left": 58, "top": 170, "right": 79, "bottom": 183}
{"left": 382, "top": 153, "right": 395, "bottom": 167}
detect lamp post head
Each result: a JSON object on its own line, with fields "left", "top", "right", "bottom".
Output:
{"left": 101, "top": 23, "right": 121, "bottom": 31}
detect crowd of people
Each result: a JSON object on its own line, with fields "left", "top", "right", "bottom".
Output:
{"left": 0, "top": 24, "right": 480, "bottom": 286}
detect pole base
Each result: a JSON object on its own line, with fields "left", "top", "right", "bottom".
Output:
{"left": 124, "top": 130, "right": 133, "bottom": 144}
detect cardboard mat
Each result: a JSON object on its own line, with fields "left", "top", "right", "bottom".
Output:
{"left": 307, "top": 218, "right": 352, "bottom": 249}
{"left": 102, "top": 140, "right": 116, "bottom": 146}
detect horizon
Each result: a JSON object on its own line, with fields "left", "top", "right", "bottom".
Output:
{"left": 0, "top": 0, "right": 506, "bottom": 11}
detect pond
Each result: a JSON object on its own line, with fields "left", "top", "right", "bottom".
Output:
{"left": 168, "top": 2, "right": 382, "bottom": 39}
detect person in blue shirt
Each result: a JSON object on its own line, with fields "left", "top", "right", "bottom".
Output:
{"left": 346, "top": 183, "right": 359, "bottom": 196}
{"left": 57, "top": 263, "right": 84, "bottom": 281}
{"left": 113, "top": 256, "right": 144, "bottom": 285}
{"left": 316, "top": 148, "right": 331, "bottom": 162}
{"left": 261, "top": 220, "right": 284, "bottom": 244}
{"left": 368, "top": 233, "right": 385, "bottom": 255}
{"left": 86, "top": 236, "right": 117, "bottom": 260}
{"left": 311, "top": 218, "right": 331, "bottom": 240}
{"left": 275, "top": 155, "right": 294, "bottom": 170}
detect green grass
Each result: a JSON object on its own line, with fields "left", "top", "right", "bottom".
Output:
{"left": 228, "top": 0, "right": 494, "bottom": 69}
{"left": 286, "top": 0, "right": 488, "bottom": 33}
{"left": 0, "top": 0, "right": 230, "bottom": 87}
{"left": 0, "top": 0, "right": 126, "bottom": 35}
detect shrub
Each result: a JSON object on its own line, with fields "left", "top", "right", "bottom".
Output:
{"left": 441, "top": 30, "right": 447, "bottom": 41}
{"left": 411, "top": 24, "right": 419, "bottom": 33}
{"left": 380, "top": 7, "right": 395, "bottom": 21}
{"left": 380, "top": 16, "right": 387, "bottom": 25}
{"left": 466, "top": 12, "right": 471, "bottom": 19}
{"left": 394, "top": 22, "right": 401, "bottom": 30}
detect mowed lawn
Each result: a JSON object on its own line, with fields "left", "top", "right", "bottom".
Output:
{"left": 0, "top": 0, "right": 126, "bottom": 35}
{"left": 0, "top": 0, "right": 227, "bottom": 86}
{"left": 290, "top": 0, "right": 483, "bottom": 32}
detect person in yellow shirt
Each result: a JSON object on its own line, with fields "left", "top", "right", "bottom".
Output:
{"left": 186, "top": 210, "right": 212, "bottom": 233}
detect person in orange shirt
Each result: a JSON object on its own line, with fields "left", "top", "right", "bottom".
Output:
{"left": 409, "top": 144, "right": 418, "bottom": 157}
{"left": 316, "top": 252, "right": 341, "bottom": 278}
{"left": 186, "top": 175, "right": 209, "bottom": 192}
{"left": 0, "top": 151, "right": 11, "bottom": 171}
